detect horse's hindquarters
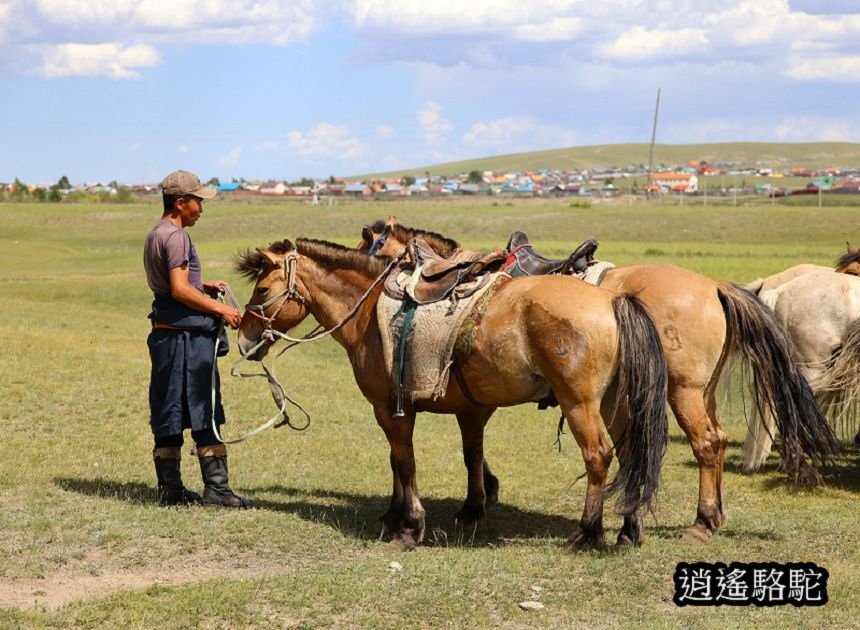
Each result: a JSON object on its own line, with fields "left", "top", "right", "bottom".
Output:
{"left": 459, "top": 276, "right": 619, "bottom": 408}
{"left": 600, "top": 264, "right": 727, "bottom": 389}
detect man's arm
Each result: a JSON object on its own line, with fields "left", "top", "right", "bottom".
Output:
{"left": 169, "top": 265, "right": 242, "bottom": 328}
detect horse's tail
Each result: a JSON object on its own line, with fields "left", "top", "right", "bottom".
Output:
{"left": 605, "top": 293, "right": 669, "bottom": 515}
{"left": 813, "top": 317, "right": 860, "bottom": 440}
{"left": 718, "top": 283, "right": 841, "bottom": 472}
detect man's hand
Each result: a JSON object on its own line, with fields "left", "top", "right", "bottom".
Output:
{"left": 218, "top": 304, "right": 242, "bottom": 329}
{"left": 203, "top": 280, "right": 229, "bottom": 297}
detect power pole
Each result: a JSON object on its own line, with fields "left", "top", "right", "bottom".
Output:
{"left": 646, "top": 87, "right": 661, "bottom": 198}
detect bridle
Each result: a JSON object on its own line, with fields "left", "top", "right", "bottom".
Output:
{"left": 244, "top": 251, "right": 306, "bottom": 330}
{"left": 367, "top": 227, "right": 391, "bottom": 255}
{"left": 240, "top": 246, "right": 408, "bottom": 352}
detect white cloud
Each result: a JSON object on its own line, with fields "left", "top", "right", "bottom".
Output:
{"left": 463, "top": 116, "right": 576, "bottom": 152}
{"left": 377, "top": 124, "right": 394, "bottom": 138}
{"left": 1, "top": 0, "right": 319, "bottom": 77}
{"left": 177, "top": 145, "right": 189, "bottom": 154}
{"left": 346, "top": 0, "right": 577, "bottom": 34}
{"left": 773, "top": 116, "right": 857, "bottom": 141}
{"left": 786, "top": 56, "right": 860, "bottom": 81}
{"left": 287, "top": 123, "right": 368, "bottom": 160}
{"left": 417, "top": 101, "right": 452, "bottom": 146}
{"left": 33, "top": 42, "right": 160, "bottom": 79}
{"left": 597, "top": 27, "right": 710, "bottom": 61}
{"left": 216, "top": 147, "right": 242, "bottom": 169}
{"left": 512, "top": 17, "right": 585, "bottom": 42}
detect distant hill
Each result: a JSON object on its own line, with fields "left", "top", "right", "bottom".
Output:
{"left": 357, "top": 142, "right": 860, "bottom": 179}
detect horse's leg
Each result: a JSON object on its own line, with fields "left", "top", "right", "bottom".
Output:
{"left": 454, "top": 407, "right": 496, "bottom": 528}
{"left": 670, "top": 385, "right": 727, "bottom": 542}
{"left": 373, "top": 405, "right": 426, "bottom": 550}
{"left": 706, "top": 390, "right": 728, "bottom": 529}
{"left": 483, "top": 459, "right": 499, "bottom": 507}
{"left": 601, "top": 382, "right": 644, "bottom": 547}
{"left": 561, "top": 400, "right": 612, "bottom": 552}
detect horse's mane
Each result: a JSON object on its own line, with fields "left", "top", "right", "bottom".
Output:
{"left": 388, "top": 222, "right": 460, "bottom": 257}
{"left": 295, "top": 238, "right": 392, "bottom": 278}
{"left": 835, "top": 248, "right": 860, "bottom": 269}
{"left": 234, "top": 240, "right": 294, "bottom": 282}
{"left": 235, "top": 238, "right": 389, "bottom": 281}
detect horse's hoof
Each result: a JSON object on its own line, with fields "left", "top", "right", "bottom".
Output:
{"left": 795, "top": 463, "right": 825, "bottom": 487}
{"left": 453, "top": 506, "right": 484, "bottom": 530}
{"left": 378, "top": 512, "right": 400, "bottom": 534}
{"left": 564, "top": 529, "right": 604, "bottom": 553}
{"left": 389, "top": 533, "right": 419, "bottom": 551}
{"left": 681, "top": 524, "right": 713, "bottom": 545}
{"left": 615, "top": 533, "right": 642, "bottom": 548}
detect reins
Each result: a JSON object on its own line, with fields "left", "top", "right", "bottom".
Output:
{"left": 210, "top": 285, "right": 312, "bottom": 445}
{"left": 215, "top": 248, "right": 407, "bottom": 444}
{"left": 244, "top": 250, "right": 406, "bottom": 346}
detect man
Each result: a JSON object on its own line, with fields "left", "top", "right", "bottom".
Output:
{"left": 143, "top": 169, "right": 251, "bottom": 508}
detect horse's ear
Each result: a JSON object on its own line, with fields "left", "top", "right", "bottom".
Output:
{"left": 848, "top": 241, "right": 856, "bottom": 253}
{"left": 385, "top": 215, "right": 398, "bottom": 227}
{"left": 361, "top": 226, "right": 373, "bottom": 245}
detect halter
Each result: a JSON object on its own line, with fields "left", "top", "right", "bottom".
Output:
{"left": 244, "top": 252, "right": 306, "bottom": 328}
{"left": 368, "top": 228, "right": 390, "bottom": 255}
{"left": 241, "top": 247, "right": 407, "bottom": 350}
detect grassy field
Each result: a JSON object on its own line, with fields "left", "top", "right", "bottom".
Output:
{"left": 361, "top": 141, "right": 860, "bottom": 178}
{"left": 1, "top": 198, "right": 858, "bottom": 628}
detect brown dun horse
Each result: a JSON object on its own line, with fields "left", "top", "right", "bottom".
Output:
{"left": 357, "top": 218, "right": 840, "bottom": 543}
{"left": 236, "top": 238, "right": 668, "bottom": 551}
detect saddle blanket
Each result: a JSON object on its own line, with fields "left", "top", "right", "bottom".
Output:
{"left": 578, "top": 260, "right": 615, "bottom": 286}
{"left": 377, "top": 271, "right": 509, "bottom": 402}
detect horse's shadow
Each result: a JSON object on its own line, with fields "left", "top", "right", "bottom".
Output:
{"left": 53, "top": 476, "right": 794, "bottom": 548}
{"left": 53, "top": 477, "right": 660, "bottom": 553}
{"left": 54, "top": 476, "right": 580, "bottom": 547}
{"left": 698, "top": 446, "right": 860, "bottom": 492}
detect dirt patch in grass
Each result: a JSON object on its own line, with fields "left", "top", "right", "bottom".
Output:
{"left": 0, "top": 549, "right": 299, "bottom": 611}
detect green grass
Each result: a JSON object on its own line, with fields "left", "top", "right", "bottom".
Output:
{"left": 1, "top": 199, "right": 858, "bottom": 627}
{"left": 358, "top": 141, "right": 860, "bottom": 178}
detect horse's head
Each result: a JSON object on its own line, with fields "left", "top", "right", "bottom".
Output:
{"left": 836, "top": 241, "right": 860, "bottom": 277}
{"left": 357, "top": 216, "right": 403, "bottom": 258}
{"left": 235, "top": 239, "right": 311, "bottom": 360}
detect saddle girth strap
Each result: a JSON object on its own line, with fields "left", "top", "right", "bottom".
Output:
{"left": 394, "top": 300, "right": 418, "bottom": 418}
{"left": 451, "top": 361, "right": 492, "bottom": 408}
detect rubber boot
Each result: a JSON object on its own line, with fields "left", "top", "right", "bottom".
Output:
{"left": 153, "top": 447, "right": 202, "bottom": 506}
{"left": 197, "top": 444, "right": 253, "bottom": 509}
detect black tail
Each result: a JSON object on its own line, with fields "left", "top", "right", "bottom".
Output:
{"left": 718, "top": 283, "right": 841, "bottom": 468}
{"left": 605, "top": 294, "right": 669, "bottom": 514}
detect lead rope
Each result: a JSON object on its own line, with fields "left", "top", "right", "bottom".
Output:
{"left": 209, "top": 288, "right": 311, "bottom": 445}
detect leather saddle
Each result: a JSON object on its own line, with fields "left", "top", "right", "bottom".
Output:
{"left": 385, "top": 238, "right": 506, "bottom": 304}
{"left": 502, "top": 231, "right": 599, "bottom": 278}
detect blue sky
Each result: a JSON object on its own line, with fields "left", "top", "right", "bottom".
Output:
{"left": 2, "top": 0, "right": 860, "bottom": 185}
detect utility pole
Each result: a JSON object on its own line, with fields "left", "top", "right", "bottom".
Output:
{"left": 646, "top": 87, "right": 661, "bottom": 199}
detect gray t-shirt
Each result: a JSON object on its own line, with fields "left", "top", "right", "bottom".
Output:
{"left": 143, "top": 220, "right": 203, "bottom": 296}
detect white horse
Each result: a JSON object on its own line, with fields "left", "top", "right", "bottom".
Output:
{"left": 744, "top": 243, "right": 860, "bottom": 295}
{"left": 742, "top": 270, "right": 860, "bottom": 470}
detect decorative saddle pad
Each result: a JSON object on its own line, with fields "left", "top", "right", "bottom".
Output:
{"left": 377, "top": 272, "right": 509, "bottom": 402}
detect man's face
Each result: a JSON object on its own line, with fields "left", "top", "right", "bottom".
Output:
{"left": 177, "top": 196, "right": 203, "bottom": 227}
